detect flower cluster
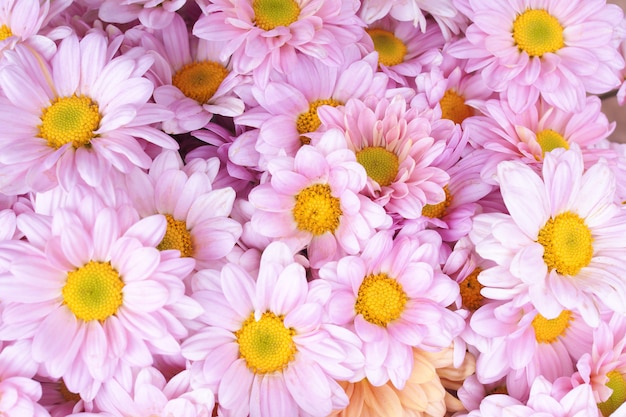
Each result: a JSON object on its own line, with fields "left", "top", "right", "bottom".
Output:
{"left": 0, "top": 0, "right": 626, "bottom": 416}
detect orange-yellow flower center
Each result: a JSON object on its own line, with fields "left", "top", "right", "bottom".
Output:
{"left": 532, "top": 310, "right": 571, "bottom": 343}
{"left": 62, "top": 261, "right": 124, "bottom": 322}
{"left": 355, "top": 273, "right": 407, "bottom": 327}
{"left": 172, "top": 61, "right": 229, "bottom": 104}
{"left": 512, "top": 9, "right": 564, "bottom": 57}
{"left": 439, "top": 90, "right": 473, "bottom": 125}
{"left": 59, "top": 380, "right": 82, "bottom": 403}
{"left": 422, "top": 186, "right": 452, "bottom": 219}
{"left": 537, "top": 211, "right": 593, "bottom": 276}
{"left": 292, "top": 183, "right": 342, "bottom": 235}
{"left": 598, "top": 370, "right": 626, "bottom": 417}
{"left": 252, "top": 0, "right": 300, "bottom": 31}
{"left": 356, "top": 147, "right": 399, "bottom": 187}
{"left": 235, "top": 311, "right": 297, "bottom": 374}
{"left": 39, "top": 95, "right": 101, "bottom": 149}
{"left": 459, "top": 268, "right": 484, "bottom": 312}
{"left": 157, "top": 214, "right": 194, "bottom": 257}
{"left": 536, "top": 129, "right": 569, "bottom": 156}
{"left": 0, "top": 24, "right": 13, "bottom": 41}
{"left": 366, "top": 28, "right": 407, "bottom": 67}
{"left": 296, "top": 98, "right": 342, "bottom": 137}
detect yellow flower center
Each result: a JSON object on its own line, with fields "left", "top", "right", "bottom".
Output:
{"left": 422, "top": 186, "right": 452, "bottom": 219}
{"left": 62, "top": 261, "right": 124, "bottom": 322}
{"left": 156, "top": 214, "right": 193, "bottom": 257}
{"left": 366, "top": 28, "right": 408, "bottom": 67}
{"left": 512, "top": 9, "right": 564, "bottom": 57}
{"left": 0, "top": 24, "right": 13, "bottom": 41}
{"left": 296, "top": 98, "right": 342, "bottom": 136}
{"left": 537, "top": 211, "right": 593, "bottom": 276}
{"left": 459, "top": 268, "right": 484, "bottom": 312}
{"left": 356, "top": 147, "right": 399, "bottom": 187}
{"left": 536, "top": 129, "right": 569, "bottom": 156}
{"left": 532, "top": 310, "right": 571, "bottom": 343}
{"left": 235, "top": 311, "right": 297, "bottom": 374}
{"left": 488, "top": 385, "right": 509, "bottom": 395}
{"left": 598, "top": 370, "right": 626, "bottom": 417}
{"left": 292, "top": 183, "right": 342, "bottom": 236}
{"left": 252, "top": 0, "right": 300, "bottom": 31}
{"left": 172, "top": 61, "right": 229, "bottom": 104}
{"left": 39, "top": 95, "right": 101, "bottom": 149}
{"left": 439, "top": 90, "right": 473, "bottom": 125}
{"left": 355, "top": 273, "right": 407, "bottom": 327}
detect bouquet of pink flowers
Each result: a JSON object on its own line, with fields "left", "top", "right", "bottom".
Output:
{"left": 1, "top": 0, "right": 626, "bottom": 416}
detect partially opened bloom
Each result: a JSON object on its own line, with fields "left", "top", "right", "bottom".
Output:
{"left": 142, "top": 13, "right": 247, "bottom": 134}
{"left": 97, "top": 0, "right": 186, "bottom": 29}
{"left": 248, "top": 128, "right": 391, "bottom": 268}
{"left": 0, "top": 196, "right": 198, "bottom": 400}
{"left": 193, "top": 0, "right": 365, "bottom": 86}
{"left": 182, "top": 241, "right": 364, "bottom": 417}
{"left": 448, "top": 0, "right": 625, "bottom": 112}
{"left": 469, "top": 147, "right": 626, "bottom": 327}
{"left": 320, "top": 230, "right": 464, "bottom": 388}
{"left": 0, "top": 32, "right": 178, "bottom": 194}
{"left": 319, "top": 95, "right": 449, "bottom": 220}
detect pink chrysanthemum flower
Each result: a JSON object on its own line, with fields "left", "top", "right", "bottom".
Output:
{"left": 123, "top": 150, "right": 242, "bottom": 272}
{"left": 181, "top": 241, "right": 364, "bottom": 417}
{"left": 318, "top": 95, "right": 449, "bottom": 219}
{"left": 193, "top": 0, "right": 365, "bottom": 86}
{"left": 0, "top": 197, "right": 199, "bottom": 401}
{"left": 141, "top": 13, "right": 247, "bottom": 134}
{"left": 0, "top": 32, "right": 178, "bottom": 194}
{"left": 319, "top": 230, "right": 465, "bottom": 389}
{"left": 87, "top": 368, "right": 214, "bottom": 417}
{"left": 469, "top": 147, "right": 626, "bottom": 327}
{"left": 465, "top": 376, "right": 598, "bottom": 417}
{"left": 464, "top": 96, "right": 616, "bottom": 183}
{"left": 234, "top": 45, "right": 388, "bottom": 168}
{"left": 248, "top": 128, "right": 391, "bottom": 268}
{"left": 448, "top": 0, "right": 625, "bottom": 113}
{"left": 469, "top": 298, "right": 594, "bottom": 400}
{"left": 362, "top": 16, "right": 444, "bottom": 87}
{"left": 97, "top": 0, "right": 186, "bottom": 29}
{"left": 358, "top": 0, "right": 467, "bottom": 40}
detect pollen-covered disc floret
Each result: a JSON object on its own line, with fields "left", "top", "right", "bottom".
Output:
{"left": 356, "top": 147, "right": 399, "bottom": 187}
{"left": 62, "top": 261, "right": 124, "bottom": 322}
{"left": 439, "top": 90, "right": 473, "bottom": 125}
{"left": 39, "top": 95, "right": 101, "bottom": 149}
{"left": 536, "top": 129, "right": 569, "bottom": 155}
{"left": 537, "top": 211, "right": 593, "bottom": 276}
{"left": 157, "top": 214, "right": 194, "bottom": 257}
{"left": 532, "top": 310, "right": 572, "bottom": 343}
{"left": 293, "top": 183, "right": 342, "bottom": 236}
{"left": 512, "top": 9, "right": 564, "bottom": 57}
{"left": 252, "top": 0, "right": 300, "bottom": 30}
{"left": 296, "top": 99, "right": 342, "bottom": 135}
{"left": 236, "top": 311, "right": 297, "bottom": 374}
{"left": 366, "top": 28, "right": 407, "bottom": 67}
{"left": 172, "top": 61, "right": 229, "bottom": 104}
{"left": 355, "top": 273, "right": 407, "bottom": 327}
{"left": 598, "top": 370, "right": 626, "bottom": 416}
{"left": 0, "top": 24, "right": 12, "bottom": 41}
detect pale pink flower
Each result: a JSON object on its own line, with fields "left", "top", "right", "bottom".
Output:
{"left": 466, "top": 376, "right": 598, "bottom": 417}
{"left": 193, "top": 0, "right": 365, "bottom": 86}
{"left": 358, "top": 0, "right": 467, "bottom": 39}
{"left": 248, "top": 128, "right": 391, "bottom": 268}
{"left": 141, "top": 13, "right": 247, "bottom": 134}
{"left": 464, "top": 96, "right": 616, "bottom": 184}
{"left": 319, "top": 230, "right": 465, "bottom": 389}
{"left": 469, "top": 147, "right": 626, "bottom": 327}
{"left": 0, "top": 195, "right": 199, "bottom": 401}
{"left": 0, "top": 32, "right": 178, "bottom": 194}
{"left": 318, "top": 95, "right": 450, "bottom": 219}
{"left": 182, "top": 241, "right": 364, "bottom": 417}
{"left": 234, "top": 45, "right": 388, "bottom": 168}
{"left": 98, "top": 0, "right": 186, "bottom": 29}
{"left": 448, "top": 0, "right": 625, "bottom": 112}
{"left": 361, "top": 16, "right": 444, "bottom": 87}
{"left": 123, "top": 150, "right": 242, "bottom": 272}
